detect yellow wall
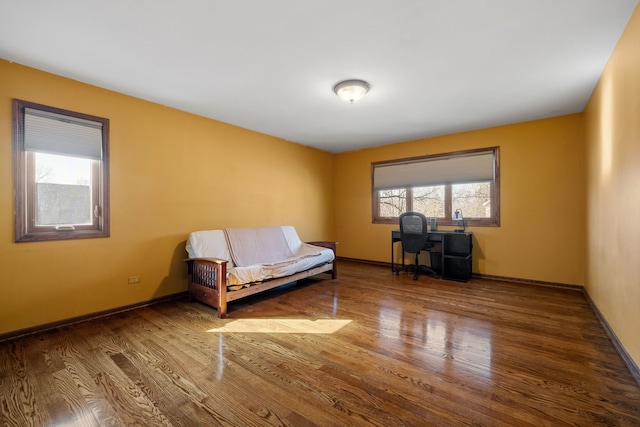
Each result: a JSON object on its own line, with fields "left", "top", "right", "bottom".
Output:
{"left": 584, "top": 4, "right": 640, "bottom": 366}
{"left": 0, "top": 60, "right": 335, "bottom": 335}
{"left": 334, "top": 115, "right": 586, "bottom": 285}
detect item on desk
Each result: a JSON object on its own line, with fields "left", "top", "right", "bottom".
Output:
{"left": 453, "top": 209, "right": 466, "bottom": 232}
{"left": 430, "top": 217, "right": 437, "bottom": 231}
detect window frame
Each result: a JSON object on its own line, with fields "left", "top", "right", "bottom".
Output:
{"left": 372, "top": 147, "right": 500, "bottom": 226}
{"left": 12, "top": 99, "right": 110, "bottom": 242}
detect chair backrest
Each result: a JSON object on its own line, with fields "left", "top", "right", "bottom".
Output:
{"left": 399, "top": 212, "right": 428, "bottom": 254}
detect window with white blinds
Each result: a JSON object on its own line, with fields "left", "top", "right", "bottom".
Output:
{"left": 13, "top": 99, "right": 110, "bottom": 242}
{"left": 372, "top": 147, "right": 499, "bottom": 226}
{"left": 24, "top": 107, "right": 103, "bottom": 159}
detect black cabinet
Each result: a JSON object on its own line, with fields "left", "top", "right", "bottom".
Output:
{"left": 391, "top": 230, "right": 473, "bottom": 282}
{"left": 442, "top": 232, "right": 473, "bottom": 281}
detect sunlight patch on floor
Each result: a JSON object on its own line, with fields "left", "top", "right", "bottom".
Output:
{"left": 207, "top": 318, "right": 352, "bottom": 334}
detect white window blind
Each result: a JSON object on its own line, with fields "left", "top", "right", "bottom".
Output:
{"left": 24, "top": 108, "right": 103, "bottom": 160}
{"left": 373, "top": 150, "right": 495, "bottom": 190}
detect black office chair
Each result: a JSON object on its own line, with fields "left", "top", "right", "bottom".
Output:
{"left": 396, "top": 212, "right": 438, "bottom": 280}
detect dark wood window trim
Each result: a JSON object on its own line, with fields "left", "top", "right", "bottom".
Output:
{"left": 13, "top": 99, "right": 110, "bottom": 242}
{"left": 372, "top": 147, "right": 500, "bottom": 226}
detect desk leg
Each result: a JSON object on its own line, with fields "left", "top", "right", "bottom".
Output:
{"left": 391, "top": 240, "right": 405, "bottom": 273}
{"left": 391, "top": 239, "right": 395, "bottom": 272}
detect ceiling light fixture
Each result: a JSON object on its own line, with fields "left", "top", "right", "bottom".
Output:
{"left": 333, "top": 79, "right": 370, "bottom": 104}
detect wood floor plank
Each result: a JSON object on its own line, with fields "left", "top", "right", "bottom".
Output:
{"left": 1, "top": 260, "right": 640, "bottom": 426}
{"left": 26, "top": 334, "right": 99, "bottom": 426}
{"left": 0, "top": 340, "right": 44, "bottom": 427}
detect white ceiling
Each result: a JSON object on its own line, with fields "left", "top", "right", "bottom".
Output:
{"left": 1, "top": 1, "right": 638, "bottom": 153}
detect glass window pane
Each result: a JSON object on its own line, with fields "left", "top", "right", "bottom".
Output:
{"left": 14, "top": 99, "right": 110, "bottom": 242}
{"left": 378, "top": 189, "right": 406, "bottom": 217}
{"left": 35, "top": 152, "right": 92, "bottom": 226}
{"left": 413, "top": 185, "right": 445, "bottom": 218}
{"left": 452, "top": 182, "right": 491, "bottom": 218}
{"left": 371, "top": 148, "right": 499, "bottom": 225}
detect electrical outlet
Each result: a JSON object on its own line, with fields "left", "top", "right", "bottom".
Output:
{"left": 128, "top": 276, "right": 141, "bottom": 284}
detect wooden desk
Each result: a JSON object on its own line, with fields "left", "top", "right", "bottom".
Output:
{"left": 391, "top": 229, "right": 473, "bottom": 282}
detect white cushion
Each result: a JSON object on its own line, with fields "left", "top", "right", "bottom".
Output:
{"left": 186, "top": 230, "right": 235, "bottom": 268}
{"left": 281, "top": 225, "right": 303, "bottom": 253}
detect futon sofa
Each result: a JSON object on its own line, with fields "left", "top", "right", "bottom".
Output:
{"left": 185, "top": 226, "right": 337, "bottom": 317}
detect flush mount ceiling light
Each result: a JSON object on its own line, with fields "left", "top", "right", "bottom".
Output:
{"left": 333, "top": 79, "right": 370, "bottom": 103}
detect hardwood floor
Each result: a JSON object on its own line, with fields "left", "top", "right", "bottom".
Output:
{"left": 2, "top": 260, "right": 640, "bottom": 426}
